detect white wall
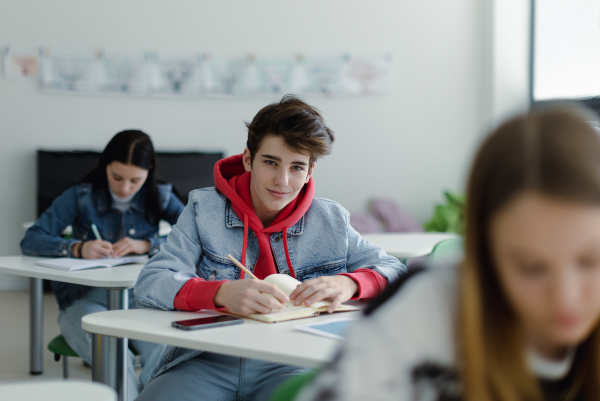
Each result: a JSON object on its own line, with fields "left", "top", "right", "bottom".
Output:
{"left": 490, "top": 0, "right": 531, "bottom": 126}
{"left": 0, "top": 0, "right": 528, "bottom": 289}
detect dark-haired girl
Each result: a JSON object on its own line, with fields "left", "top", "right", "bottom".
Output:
{"left": 21, "top": 130, "right": 184, "bottom": 400}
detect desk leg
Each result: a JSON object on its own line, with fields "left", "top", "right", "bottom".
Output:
{"left": 29, "top": 277, "right": 43, "bottom": 375}
{"left": 91, "top": 333, "right": 103, "bottom": 382}
{"left": 104, "top": 289, "right": 128, "bottom": 401}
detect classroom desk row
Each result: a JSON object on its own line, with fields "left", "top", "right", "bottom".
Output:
{"left": 0, "top": 232, "right": 456, "bottom": 401}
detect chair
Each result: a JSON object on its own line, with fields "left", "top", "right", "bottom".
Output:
{"left": 48, "top": 334, "right": 139, "bottom": 379}
{"left": 429, "top": 237, "right": 464, "bottom": 265}
{"left": 269, "top": 370, "right": 319, "bottom": 401}
{"left": 47, "top": 334, "right": 79, "bottom": 379}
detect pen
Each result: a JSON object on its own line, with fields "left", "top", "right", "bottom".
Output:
{"left": 91, "top": 223, "right": 114, "bottom": 258}
{"left": 91, "top": 223, "right": 102, "bottom": 240}
{"left": 227, "top": 254, "right": 259, "bottom": 280}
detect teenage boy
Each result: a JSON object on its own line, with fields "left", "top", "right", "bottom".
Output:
{"left": 134, "top": 95, "right": 405, "bottom": 401}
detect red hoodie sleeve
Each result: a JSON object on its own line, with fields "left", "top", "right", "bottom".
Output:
{"left": 174, "top": 278, "right": 228, "bottom": 311}
{"left": 339, "top": 268, "right": 388, "bottom": 301}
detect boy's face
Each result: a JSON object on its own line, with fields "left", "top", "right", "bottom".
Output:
{"left": 243, "top": 135, "right": 314, "bottom": 224}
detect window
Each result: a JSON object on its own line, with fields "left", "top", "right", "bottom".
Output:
{"left": 533, "top": 0, "right": 600, "bottom": 100}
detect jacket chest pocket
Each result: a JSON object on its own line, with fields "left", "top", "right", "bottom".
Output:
{"left": 294, "top": 259, "right": 347, "bottom": 282}
{"left": 198, "top": 251, "right": 244, "bottom": 281}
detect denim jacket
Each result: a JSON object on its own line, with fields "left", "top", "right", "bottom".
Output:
{"left": 20, "top": 182, "right": 184, "bottom": 310}
{"left": 134, "top": 187, "right": 405, "bottom": 380}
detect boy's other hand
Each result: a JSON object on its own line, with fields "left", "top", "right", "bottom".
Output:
{"left": 214, "top": 280, "right": 290, "bottom": 314}
{"left": 289, "top": 275, "right": 358, "bottom": 313}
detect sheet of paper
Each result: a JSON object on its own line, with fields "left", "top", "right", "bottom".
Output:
{"left": 294, "top": 317, "right": 356, "bottom": 340}
{"left": 260, "top": 305, "right": 316, "bottom": 319}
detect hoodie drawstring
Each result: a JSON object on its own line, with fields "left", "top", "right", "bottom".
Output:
{"left": 241, "top": 213, "right": 248, "bottom": 279}
{"left": 240, "top": 219, "right": 296, "bottom": 279}
{"left": 282, "top": 227, "right": 296, "bottom": 278}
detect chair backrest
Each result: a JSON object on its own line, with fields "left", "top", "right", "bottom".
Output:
{"left": 37, "top": 150, "right": 224, "bottom": 216}
{"left": 429, "top": 237, "right": 464, "bottom": 265}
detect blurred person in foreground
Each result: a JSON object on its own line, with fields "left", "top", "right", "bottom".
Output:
{"left": 298, "top": 104, "right": 600, "bottom": 401}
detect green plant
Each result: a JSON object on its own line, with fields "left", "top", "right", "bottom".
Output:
{"left": 424, "top": 191, "right": 465, "bottom": 234}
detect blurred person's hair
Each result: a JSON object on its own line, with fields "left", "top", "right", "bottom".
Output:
{"left": 460, "top": 103, "right": 600, "bottom": 401}
{"left": 245, "top": 94, "right": 335, "bottom": 167}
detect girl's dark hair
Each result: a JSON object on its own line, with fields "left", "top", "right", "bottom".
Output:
{"left": 82, "top": 130, "right": 164, "bottom": 224}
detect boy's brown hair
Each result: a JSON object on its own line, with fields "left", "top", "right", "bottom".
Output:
{"left": 245, "top": 95, "right": 335, "bottom": 166}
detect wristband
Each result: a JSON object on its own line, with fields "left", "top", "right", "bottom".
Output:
{"left": 76, "top": 241, "right": 85, "bottom": 258}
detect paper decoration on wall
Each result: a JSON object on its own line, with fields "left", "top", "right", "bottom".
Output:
{"left": 22, "top": 47, "right": 393, "bottom": 98}
{"left": 147, "top": 53, "right": 203, "bottom": 95}
{"left": 3, "top": 47, "right": 41, "bottom": 80}
{"left": 343, "top": 54, "right": 394, "bottom": 96}
{"left": 255, "top": 57, "right": 297, "bottom": 95}
{"left": 99, "top": 53, "right": 147, "bottom": 94}
{"left": 202, "top": 56, "right": 252, "bottom": 97}
{"left": 41, "top": 51, "right": 99, "bottom": 92}
{"left": 296, "top": 56, "right": 346, "bottom": 96}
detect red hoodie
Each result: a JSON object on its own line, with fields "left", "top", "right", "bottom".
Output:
{"left": 174, "top": 154, "right": 387, "bottom": 311}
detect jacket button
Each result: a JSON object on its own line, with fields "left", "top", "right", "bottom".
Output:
{"left": 129, "top": 228, "right": 136, "bottom": 235}
{"left": 62, "top": 249, "right": 67, "bottom": 255}
{"left": 83, "top": 233, "right": 88, "bottom": 240}
{"left": 274, "top": 236, "right": 282, "bottom": 242}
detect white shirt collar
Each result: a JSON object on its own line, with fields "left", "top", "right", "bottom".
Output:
{"left": 527, "top": 347, "right": 576, "bottom": 380}
{"left": 109, "top": 187, "right": 136, "bottom": 212}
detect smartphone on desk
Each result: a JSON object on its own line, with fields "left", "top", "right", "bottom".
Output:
{"left": 172, "top": 315, "right": 244, "bottom": 331}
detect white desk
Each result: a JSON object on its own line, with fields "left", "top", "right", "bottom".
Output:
{"left": 360, "top": 232, "right": 458, "bottom": 260}
{"left": 84, "top": 309, "right": 356, "bottom": 370}
{"left": 2, "top": 380, "right": 116, "bottom": 401}
{"left": 0, "top": 256, "right": 143, "bottom": 400}
{"left": 0, "top": 256, "right": 143, "bottom": 287}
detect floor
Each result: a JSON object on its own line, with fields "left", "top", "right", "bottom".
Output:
{"left": 0, "top": 289, "right": 96, "bottom": 382}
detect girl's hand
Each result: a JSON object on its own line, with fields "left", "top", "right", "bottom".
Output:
{"left": 289, "top": 275, "right": 358, "bottom": 313}
{"left": 112, "top": 238, "right": 150, "bottom": 257}
{"left": 81, "top": 239, "right": 114, "bottom": 259}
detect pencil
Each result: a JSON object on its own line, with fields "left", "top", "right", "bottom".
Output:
{"left": 227, "top": 254, "right": 259, "bottom": 280}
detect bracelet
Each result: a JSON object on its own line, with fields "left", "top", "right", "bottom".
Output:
{"left": 75, "top": 241, "right": 85, "bottom": 258}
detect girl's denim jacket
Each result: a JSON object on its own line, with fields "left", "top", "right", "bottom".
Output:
{"left": 134, "top": 187, "right": 405, "bottom": 380}
{"left": 20, "top": 182, "right": 185, "bottom": 310}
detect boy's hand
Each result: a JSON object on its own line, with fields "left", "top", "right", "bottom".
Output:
{"left": 214, "top": 280, "right": 290, "bottom": 314}
{"left": 81, "top": 239, "right": 113, "bottom": 259}
{"left": 289, "top": 275, "right": 358, "bottom": 313}
{"left": 112, "top": 238, "right": 150, "bottom": 257}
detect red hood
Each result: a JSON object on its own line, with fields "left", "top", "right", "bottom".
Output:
{"left": 213, "top": 154, "right": 314, "bottom": 278}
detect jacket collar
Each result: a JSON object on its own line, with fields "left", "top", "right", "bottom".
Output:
{"left": 225, "top": 200, "right": 304, "bottom": 235}
{"left": 95, "top": 187, "right": 146, "bottom": 214}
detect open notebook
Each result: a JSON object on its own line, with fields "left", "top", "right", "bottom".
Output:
{"left": 225, "top": 274, "right": 360, "bottom": 323}
{"left": 35, "top": 256, "right": 148, "bottom": 271}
